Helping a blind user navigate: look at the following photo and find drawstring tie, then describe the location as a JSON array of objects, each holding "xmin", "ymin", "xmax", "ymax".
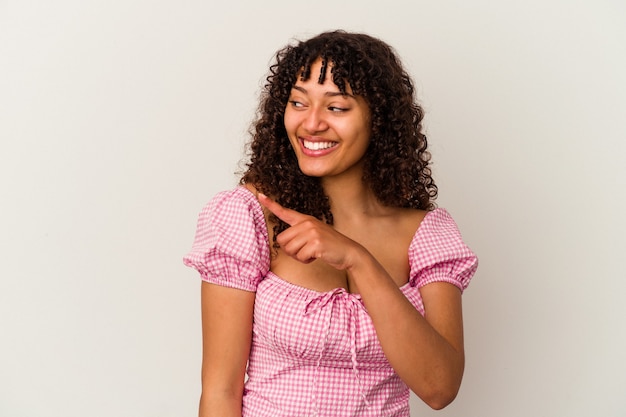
[{"xmin": 304, "ymin": 288, "xmax": 370, "ymax": 416}]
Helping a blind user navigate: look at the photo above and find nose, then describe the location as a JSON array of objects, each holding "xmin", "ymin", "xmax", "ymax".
[{"xmin": 302, "ymin": 106, "xmax": 328, "ymax": 133}]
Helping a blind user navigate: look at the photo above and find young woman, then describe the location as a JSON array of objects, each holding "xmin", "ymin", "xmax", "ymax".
[{"xmin": 184, "ymin": 30, "xmax": 478, "ymax": 417}]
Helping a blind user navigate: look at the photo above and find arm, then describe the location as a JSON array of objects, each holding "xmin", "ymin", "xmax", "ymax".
[
  {"xmin": 258, "ymin": 193, "xmax": 466, "ymax": 410},
  {"xmin": 347, "ymin": 252, "xmax": 465, "ymax": 409},
  {"xmin": 198, "ymin": 281, "xmax": 255, "ymax": 417}
]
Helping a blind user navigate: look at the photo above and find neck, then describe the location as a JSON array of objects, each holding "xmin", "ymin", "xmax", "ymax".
[{"xmin": 321, "ymin": 172, "xmax": 385, "ymax": 222}]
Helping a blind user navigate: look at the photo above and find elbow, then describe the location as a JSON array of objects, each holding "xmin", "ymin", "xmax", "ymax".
[
  {"xmin": 404, "ymin": 348, "xmax": 465, "ymax": 409},
  {"xmin": 423, "ymin": 389, "xmax": 459, "ymax": 410},
  {"xmin": 414, "ymin": 374, "xmax": 463, "ymax": 410}
]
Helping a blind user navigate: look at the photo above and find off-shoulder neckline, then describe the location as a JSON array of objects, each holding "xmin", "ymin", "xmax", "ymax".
[{"xmin": 231, "ymin": 185, "xmax": 446, "ymax": 296}]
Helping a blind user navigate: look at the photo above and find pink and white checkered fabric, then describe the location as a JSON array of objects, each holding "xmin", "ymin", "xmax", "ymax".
[{"xmin": 184, "ymin": 187, "xmax": 478, "ymax": 417}]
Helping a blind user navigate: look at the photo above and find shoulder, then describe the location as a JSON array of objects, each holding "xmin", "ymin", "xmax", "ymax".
[
  {"xmin": 414, "ymin": 208, "xmax": 465, "ymax": 243},
  {"xmin": 184, "ymin": 186, "xmax": 271, "ymax": 291},
  {"xmin": 193, "ymin": 185, "xmax": 269, "ymax": 250},
  {"xmin": 408, "ymin": 208, "xmax": 478, "ymax": 290},
  {"xmin": 204, "ymin": 185, "xmax": 261, "ymax": 214}
]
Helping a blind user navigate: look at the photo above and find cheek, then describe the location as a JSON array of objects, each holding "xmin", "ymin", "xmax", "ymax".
[
  {"xmin": 282, "ymin": 113, "xmax": 299, "ymax": 150},
  {"xmin": 350, "ymin": 124, "xmax": 371, "ymax": 150},
  {"xmin": 283, "ymin": 108, "xmax": 296, "ymax": 133}
]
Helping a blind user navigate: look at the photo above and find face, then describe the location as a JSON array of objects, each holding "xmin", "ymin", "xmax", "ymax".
[{"xmin": 284, "ymin": 58, "xmax": 371, "ymax": 180}]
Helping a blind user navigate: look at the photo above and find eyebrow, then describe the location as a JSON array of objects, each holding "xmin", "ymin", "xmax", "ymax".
[{"xmin": 291, "ymin": 85, "xmax": 355, "ymax": 98}]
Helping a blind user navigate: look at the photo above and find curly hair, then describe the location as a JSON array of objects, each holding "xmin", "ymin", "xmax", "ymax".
[{"xmin": 241, "ymin": 30, "xmax": 437, "ymax": 244}]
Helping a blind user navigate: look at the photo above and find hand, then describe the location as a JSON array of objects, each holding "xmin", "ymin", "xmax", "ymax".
[{"xmin": 258, "ymin": 193, "xmax": 365, "ymax": 270}]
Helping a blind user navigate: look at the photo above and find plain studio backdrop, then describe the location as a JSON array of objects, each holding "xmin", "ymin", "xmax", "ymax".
[{"xmin": 1, "ymin": 1, "xmax": 625, "ymax": 416}]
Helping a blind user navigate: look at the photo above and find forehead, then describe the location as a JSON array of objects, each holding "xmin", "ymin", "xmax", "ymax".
[{"xmin": 295, "ymin": 58, "xmax": 353, "ymax": 94}]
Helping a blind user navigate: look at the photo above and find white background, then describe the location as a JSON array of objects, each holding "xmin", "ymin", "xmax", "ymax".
[{"xmin": 1, "ymin": 1, "xmax": 625, "ymax": 416}]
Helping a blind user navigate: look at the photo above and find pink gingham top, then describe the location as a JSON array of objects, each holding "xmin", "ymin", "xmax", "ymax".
[{"xmin": 184, "ymin": 187, "xmax": 478, "ymax": 417}]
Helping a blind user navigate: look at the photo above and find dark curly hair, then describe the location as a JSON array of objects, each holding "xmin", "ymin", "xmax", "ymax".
[{"xmin": 241, "ymin": 30, "xmax": 437, "ymax": 243}]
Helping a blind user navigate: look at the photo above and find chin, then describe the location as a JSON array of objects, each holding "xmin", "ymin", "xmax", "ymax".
[
  {"xmin": 299, "ymin": 170, "xmax": 325, "ymax": 178},
  {"xmin": 297, "ymin": 164, "xmax": 328, "ymax": 178}
]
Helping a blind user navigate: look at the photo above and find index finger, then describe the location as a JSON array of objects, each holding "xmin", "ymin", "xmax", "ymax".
[{"xmin": 257, "ymin": 193, "xmax": 306, "ymax": 226}]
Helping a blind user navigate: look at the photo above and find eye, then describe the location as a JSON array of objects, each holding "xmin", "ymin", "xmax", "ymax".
[
  {"xmin": 289, "ymin": 100, "xmax": 305, "ymax": 108},
  {"xmin": 329, "ymin": 106, "xmax": 348, "ymax": 112}
]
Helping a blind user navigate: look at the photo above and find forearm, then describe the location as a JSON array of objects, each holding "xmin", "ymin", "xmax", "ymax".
[
  {"xmin": 198, "ymin": 366, "xmax": 245, "ymax": 417},
  {"xmin": 199, "ymin": 390, "xmax": 243, "ymax": 417},
  {"xmin": 348, "ymin": 250, "xmax": 465, "ymax": 409}
]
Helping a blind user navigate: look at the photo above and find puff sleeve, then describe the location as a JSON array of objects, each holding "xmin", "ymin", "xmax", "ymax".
[
  {"xmin": 183, "ymin": 187, "xmax": 270, "ymax": 292},
  {"xmin": 408, "ymin": 208, "xmax": 478, "ymax": 292}
]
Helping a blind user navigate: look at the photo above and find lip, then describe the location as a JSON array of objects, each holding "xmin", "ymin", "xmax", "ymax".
[{"xmin": 298, "ymin": 137, "xmax": 338, "ymax": 157}]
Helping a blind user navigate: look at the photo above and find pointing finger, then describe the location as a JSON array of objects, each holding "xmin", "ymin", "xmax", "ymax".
[{"xmin": 258, "ymin": 193, "xmax": 306, "ymax": 226}]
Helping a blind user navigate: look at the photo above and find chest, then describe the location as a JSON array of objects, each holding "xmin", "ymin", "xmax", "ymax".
[
  {"xmin": 269, "ymin": 225, "xmax": 415, "ymax": 293},
  {"xmin": 251, "ymin": 273, "xmax": 425, "ymax": 366}
]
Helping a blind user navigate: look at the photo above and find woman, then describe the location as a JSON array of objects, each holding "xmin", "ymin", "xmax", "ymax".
[{"xmin": 184, "ymin": 30, "xmax": 478, "ymax": 417}]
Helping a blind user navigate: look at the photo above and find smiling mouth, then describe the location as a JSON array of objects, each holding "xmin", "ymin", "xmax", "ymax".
[{"xmin": 302, "ymin": 139, "xmax": 337, "ymax": 151}]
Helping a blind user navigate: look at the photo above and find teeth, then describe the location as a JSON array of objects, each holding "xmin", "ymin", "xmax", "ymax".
[{"xmin": 303, "ymin": 140, "xmax": 335, "ymax": 151}]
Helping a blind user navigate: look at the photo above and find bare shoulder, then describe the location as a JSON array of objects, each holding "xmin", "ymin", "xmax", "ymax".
[{"xmin": 392, "ymin": 206, "xmax": 429, "ymax": 234}]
